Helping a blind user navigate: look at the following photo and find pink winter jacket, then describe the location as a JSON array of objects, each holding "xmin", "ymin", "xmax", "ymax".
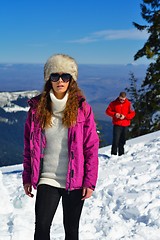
[{"xmin": 22, "ymin": 95, "xmax": 99, "ymax": 191}]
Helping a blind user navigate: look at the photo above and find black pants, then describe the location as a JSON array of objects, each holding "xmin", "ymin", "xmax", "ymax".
[
  {"xmin": 111, "ymin": 125, "xmax": 128, "ymax": 156},
  {"xmin": 34, "ymin": 184, "xmax": 84, "ymax": 240}
]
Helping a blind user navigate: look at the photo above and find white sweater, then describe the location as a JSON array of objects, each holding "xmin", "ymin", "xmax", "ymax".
[{"xmin": 38, "ymin": 91, "xmax": 68, "ymax": 188}]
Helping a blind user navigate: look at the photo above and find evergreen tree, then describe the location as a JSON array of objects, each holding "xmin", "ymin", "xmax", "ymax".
[
  {"xmin": 133, "ymin": 0, "xmax": 160, "ymax": 60},
  {"xmin": 133, "ymin": 0, "xmax": 160, "ymax": 133},
  {"xmin": 125, "ymin": 72, "xmax": 142, "ymax": 137}
]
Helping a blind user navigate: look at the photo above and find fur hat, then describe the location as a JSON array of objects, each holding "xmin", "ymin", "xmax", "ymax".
[{"xmin": 44, "ymin": 54, "xmax": 78, "ymax": 81}]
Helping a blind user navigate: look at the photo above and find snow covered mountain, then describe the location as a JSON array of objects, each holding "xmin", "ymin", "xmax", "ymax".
[
  {"xmin": 0, "ymin": 91, "xmax": 39, "ymax": 113},
  {"xmin": 0, "ymin": 91, "xmax": 39, "ymax": 166},
  {"xmin": 0, "ymin": 130, "xmax": 160, "ymax": 240}
]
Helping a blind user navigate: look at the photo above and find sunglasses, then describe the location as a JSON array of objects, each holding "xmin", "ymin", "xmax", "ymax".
[
  {"xmin": 50, "ymin": 73, "xmax": 72, "ymax": 83},
  {"xmin": 119, "ymin": 97, "xmax": 126, "ymax": 102}
]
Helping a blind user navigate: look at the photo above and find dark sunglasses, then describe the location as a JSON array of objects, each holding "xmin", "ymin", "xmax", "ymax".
[
  {"xmin": 50, "ymin": 73, "xmax": 72, "ymax": 83},
  {"xmin": 119, "ymin": 97, "xmax": 126, "ymax": 102}
]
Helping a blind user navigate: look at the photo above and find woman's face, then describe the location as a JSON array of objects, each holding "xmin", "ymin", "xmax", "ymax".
[{"xmin": 50, "ymin": 73, "xmax": 71, "ymax": 99}]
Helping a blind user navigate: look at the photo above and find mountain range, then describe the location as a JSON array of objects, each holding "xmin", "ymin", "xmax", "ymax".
[{"xmin": 0, "ymin": 63, "xmax": 147, "ymax": 166}]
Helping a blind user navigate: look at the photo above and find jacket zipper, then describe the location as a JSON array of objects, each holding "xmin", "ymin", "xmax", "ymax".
[{"xmin": 68, "ymin": 150, "xmax": 74, "ymax": 193}]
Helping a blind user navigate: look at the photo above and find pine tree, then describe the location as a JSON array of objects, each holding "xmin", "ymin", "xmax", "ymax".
[
  {"xmin": 125, "ymin": 72, "xmax": 143, "ymax": 137},
  {"xmin": 133, "ymin": 0, "xmax": 160, "ymax": 133},
  {"xmin": 133, "ymin": 0, "xmax": 160, "ymax": 61}
]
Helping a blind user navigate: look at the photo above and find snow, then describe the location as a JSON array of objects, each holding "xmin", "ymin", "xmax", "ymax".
[
  {"xmin": 0, "ymin": 91, "xmax": 39, "ymax": 112},
  {"xmin": 0, "ymin": 130, "xmax": 160, "ymax": 240}
]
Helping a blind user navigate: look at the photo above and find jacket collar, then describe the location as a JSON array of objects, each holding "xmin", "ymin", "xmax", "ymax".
[{"xmin": 28, "ymin": 94, "xmax": 41, "ymax": 108}]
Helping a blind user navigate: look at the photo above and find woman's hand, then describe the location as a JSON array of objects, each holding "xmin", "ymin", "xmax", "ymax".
[
  {"xmin": 24, "ymin": 183, "xmax": 34, "ymax": 198},
  {"xmin": 81, "ymin": 187, "xmax": 93, "ymax": 200}
]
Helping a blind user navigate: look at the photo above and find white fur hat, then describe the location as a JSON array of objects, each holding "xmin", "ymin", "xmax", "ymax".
[{"xmin": 44, "ymin": 54, "xmax": 78, "ymax": 81}]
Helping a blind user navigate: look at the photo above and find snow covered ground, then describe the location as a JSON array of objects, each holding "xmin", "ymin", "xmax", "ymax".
[{"xmin": 0, "ymin": 131, "xmax": 160, "ymax": 240}]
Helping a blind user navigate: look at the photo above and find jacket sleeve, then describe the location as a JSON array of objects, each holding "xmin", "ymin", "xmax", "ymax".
[
  {"xmin": 22, "ymin": 109, "xmax": 32, "ymax": 185},
  {"xmin": 83, "ymin": 104, "xmax": 99, "ymax": 190},
  {"xmin": 125, "ymin": 103, "xmax": 136, "ymax": 120},
  {"xmin": 106, "ymin": 102, "xmax": 115, "ymax": 118}
]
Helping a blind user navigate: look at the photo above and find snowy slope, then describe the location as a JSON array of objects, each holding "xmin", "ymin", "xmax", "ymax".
[{"xmin": 0, "ymin": 131, "xmax": 160, "ymax": 240}]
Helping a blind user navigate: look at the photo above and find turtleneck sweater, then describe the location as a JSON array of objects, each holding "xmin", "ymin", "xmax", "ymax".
[{"xmin": 38, "ymin": 90, "xmax": 68, "ymax": 188}]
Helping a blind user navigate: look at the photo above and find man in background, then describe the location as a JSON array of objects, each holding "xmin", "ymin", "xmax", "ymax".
[{"xmin": 106, "ymin": 92, "xmax": 135, "ymax": 156}]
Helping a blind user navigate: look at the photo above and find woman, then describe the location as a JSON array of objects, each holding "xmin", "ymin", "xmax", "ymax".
[{"xmin": 22, "ymin": 54, "xmax": 99, "ymax": 240}]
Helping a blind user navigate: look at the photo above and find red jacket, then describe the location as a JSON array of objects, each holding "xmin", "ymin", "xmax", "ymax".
[{"xmin": 106, "ymin": 98, "xmax": 135, "ymax": 127}]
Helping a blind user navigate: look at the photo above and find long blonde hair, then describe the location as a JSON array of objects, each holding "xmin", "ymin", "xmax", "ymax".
[{"xmin": 36, "ymin": 78, "xmax": 85, "ymax": 128}]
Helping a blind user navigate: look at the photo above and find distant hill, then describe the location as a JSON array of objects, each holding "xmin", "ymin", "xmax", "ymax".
[
  {"xmin": 0, "ymin": 63, "xmax": 147, "ymax": 93},
  {"xmin": 0, "ymin": 63, "xmax": 147, "ymax": 120}
]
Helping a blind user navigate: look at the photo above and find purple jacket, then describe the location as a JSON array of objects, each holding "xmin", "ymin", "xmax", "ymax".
[{"xmin": 22, "ymin": 95, "xmax": 99, "ymax": 191}]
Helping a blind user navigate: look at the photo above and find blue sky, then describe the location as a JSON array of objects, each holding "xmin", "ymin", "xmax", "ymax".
[{"xmin": 0, "ymin": 0, "xmax": 149, "ymax": 65}]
